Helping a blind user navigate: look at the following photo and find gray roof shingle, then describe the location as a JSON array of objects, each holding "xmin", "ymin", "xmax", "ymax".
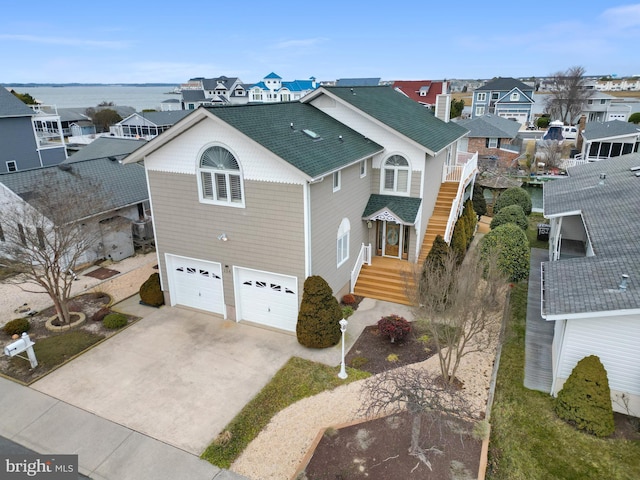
[
  {"xmin": 362, "ymin": 194, "xmax": 422, "ymax": 224},
  {"xmin": 0, "ymin": 87, "xmax": 35, "ymax": 118},
  {"xmin": 67, "ymin": 137, "xmax": 147, "ymax": 163},
  {"xmin": 476, "ymin": 77, "xmax": 533, "ymax": 92},
  {"xmin": 542, "ymin": 153, "xmax": 640, "ymax": 317},
  {"xmin": 457, "ymin": 114, "xmax": 521, "ymax": 139},
  {"xmin": 582, "ymin": 120, "xmax": 640, "ymax": 141}
]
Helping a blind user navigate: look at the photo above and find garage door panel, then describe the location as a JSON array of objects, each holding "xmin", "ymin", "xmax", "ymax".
[
  {"xmin": 167, "ymin": 255, "xmax": 224, "ymax": 315},
  {"xmin": 236, "ymin": 268, "xmax": 298, "ymax": 332}
]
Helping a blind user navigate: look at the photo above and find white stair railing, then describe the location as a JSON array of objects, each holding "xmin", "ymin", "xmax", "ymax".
[
  {"xmin": 443, "ymin": 152, "xmax": 478, "ymax": 243},
  {"xmin": 350, "ymin": 243, "xmax": 372, "ymax": 293}
]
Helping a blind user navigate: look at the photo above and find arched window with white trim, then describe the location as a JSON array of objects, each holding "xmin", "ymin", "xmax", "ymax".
[
  {"xmin": 383, "ymin": 155, "xmax": 410, "ymax": 194},
  {"xmin": 198, "ymin": 146, "xmax": 244, "ymax": 207},
  {"xmin": 337, "ymin": 218, "xmax": 350, "ymax": 267}
]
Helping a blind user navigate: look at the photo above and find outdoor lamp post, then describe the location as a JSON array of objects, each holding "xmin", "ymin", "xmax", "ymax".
[{"xmin": 338, "ymin": 318, "xmax": 348, "ymax": 379}]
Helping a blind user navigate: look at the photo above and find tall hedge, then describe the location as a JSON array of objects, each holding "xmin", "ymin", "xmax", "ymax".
[
  {"xmin": 490, "ymin": 204, "xmax": 528, "ymax": 231},
  {"xmin": 479, "ymin": 223, "xmax": 530, "ymax": 281},
  {"xmin": 494, "ymin": 187, "xmax": 532, "ymax": 216},
  {"xmin": 463, "ymin": 199, "xmax": 477, "ymax": 244},
  {"xmin": 472, "ymin": 183, "xmax": 487, "ymax": 218},
  {"xmin": 450, "ymin": 215, "xmax": 468, "ymax": 263},
  {"xmin": 296, "ymin": 276, "xmax": 342, "ymax": 348},
  {"xmin": 555, "ymin": 355, "xmax": 615, "ymax": 437}
]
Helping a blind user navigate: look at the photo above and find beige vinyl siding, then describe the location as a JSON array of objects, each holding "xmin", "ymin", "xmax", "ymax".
[
  {"xmin": 417, "ymin": 150, "xmax": 447, "ymax": 250},
  {"xmin": 310, "ymin": 159, "xmax": 372, "ymax": 295},
  {"xmin": 149, "ymin": 171, "xmax": 306, "ymax": 309}
]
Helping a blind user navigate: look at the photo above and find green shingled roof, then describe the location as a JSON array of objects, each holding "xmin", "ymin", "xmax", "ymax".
[
  {"xmin": 362, "ymin": 194, "xmax": 422, "ymax": 224},
  {"xmin": 205, "ymin": 102, "xmax": 384, "ymax": 178},
  {"xmin": 317, "ymin": 86, "xmax": 468, "ymax": 153}
]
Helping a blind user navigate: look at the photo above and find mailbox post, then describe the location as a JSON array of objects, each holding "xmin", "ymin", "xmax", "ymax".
[{"xmin": 4, "ymin": 332, "xmax": 38, "ymax": 368}]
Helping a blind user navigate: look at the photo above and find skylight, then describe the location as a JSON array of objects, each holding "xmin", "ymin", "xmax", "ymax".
[{"xmin": 302, "ymin": 129, "xmax": 321, "ymax": 140}]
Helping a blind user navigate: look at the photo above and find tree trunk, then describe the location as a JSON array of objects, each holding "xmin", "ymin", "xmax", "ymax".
[
  {"xmin": 52, "ymin": 295, "xmax": 71, "ymax": 324},
  {"xmin": 409, "ymin": 412, "xmax": 422, "ymax": 455}
]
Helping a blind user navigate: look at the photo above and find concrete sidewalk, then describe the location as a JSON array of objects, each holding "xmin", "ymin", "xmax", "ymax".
[{"xmin": 0, "ymin": 376, "xmax": 248, "ymax": 480}]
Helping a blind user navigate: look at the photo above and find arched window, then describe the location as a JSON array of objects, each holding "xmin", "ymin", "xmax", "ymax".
[
  {"xmin": 198, "ymin": 146, "xmax": 244, "ymax": 206},
  {"xmin": 337, "ymin": 218, "xmax": 350, "ymax": 267},
  {"xmin": 383, "ymin": 155, "xmax": 410, "ymax": 194}
]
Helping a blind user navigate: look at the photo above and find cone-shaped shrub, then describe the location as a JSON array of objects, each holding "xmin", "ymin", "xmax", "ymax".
[
  {"xmin": 424, "ymin": 235, "xmax": 450, "ymax": 273},
  {"xmin": 555, "ymin": 355, "xmax": 615, "ymax": 437},
  {"xmin": 463, "ymin": 199, "xmax": 477, "ymax": 245},
  {"xmin": 490, "ymin": 204, "xmax": 528, "ymax": 231},
  {"xmin": 139, "ymin": 272, "xmax": 164, "ymax": 307},
  {"xmin": 296, "ymin": 276, "xmax": 342, "ymax": 348},
  {"xmin": 472, "ymin": 183, "xmax": 487, "ymax": 218},
  {"xmin": 451, "ymin": 216, "xmax": 468, "ymax": 263}
]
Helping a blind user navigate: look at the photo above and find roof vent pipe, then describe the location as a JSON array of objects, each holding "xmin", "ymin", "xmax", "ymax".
[
  {"xmin": 599, "ymin": 173, "xmax": 606, "ymax": 185},
  {"xmin": 619, "ymin": 274, "xmax": 629, "ymax": 291}
]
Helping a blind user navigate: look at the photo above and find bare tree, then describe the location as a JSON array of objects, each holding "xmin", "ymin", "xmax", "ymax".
[
  {"xmin": 544, "ymin": 66, "xmax": 595, "ymax": 125},
  {"xmin": 359, "ymin": 367, "xmax": 478, "ymax": 470},
  {"xmin": 0, "ymin": 170, "xmax": 108, "ymax": 324},
  {"xmin": 413, "ymin": 248, "xmax": 506, "ymax": 385},
  {"xmin": 536, "ymin": 140, "xmax": 564, "ymax": 170}
]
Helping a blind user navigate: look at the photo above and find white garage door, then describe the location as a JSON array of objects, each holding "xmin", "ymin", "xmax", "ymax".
[
  {"xmin": 235, "ymin": 267, "xmax": 298, "ymax": 332},
  {"xmin": 166, "ymin": 254, "xmax": 224, "ymax": 315}
]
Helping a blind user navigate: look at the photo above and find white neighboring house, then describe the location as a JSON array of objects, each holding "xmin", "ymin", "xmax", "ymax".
[
  {"xmin": 579, "ymin": 120, "xmax": 640, "ymax": 161},
  {"xmin": 540, "ymin": 154, "xmax": 640, "ymax": 415}
]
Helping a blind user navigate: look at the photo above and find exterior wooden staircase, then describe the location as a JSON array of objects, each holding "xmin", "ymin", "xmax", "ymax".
[
  {"xmin": 417, "ymin": 181, "xmax": 459, "ymax": 266},
  {"xmin": 353, "ymin": 257, "xmax": 415, "ymax": 306}
]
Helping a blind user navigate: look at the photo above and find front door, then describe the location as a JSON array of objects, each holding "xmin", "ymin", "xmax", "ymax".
[{"xmin": 384, "ymin": 222, "xmax": 401, "ymax": 257}]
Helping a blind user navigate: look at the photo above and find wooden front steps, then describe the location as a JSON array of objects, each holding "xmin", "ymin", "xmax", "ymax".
[
  {"xmin": 353, "ymin": 256, "xmax": 416, "ymax": 306},
  {"xmin": 417, "ymin": 181, "xmax": 459, "ymax": 266}
]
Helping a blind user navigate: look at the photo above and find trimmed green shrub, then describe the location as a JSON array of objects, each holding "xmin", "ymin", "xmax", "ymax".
[
  {"xmin": 377, "ymin": 314, "xmax": 411, "ymax": 343},
  {"xmin": 494, "ymin": 187, "xmax": 532, "ymax": 216},
  {"xmin": 3, "ymin": 317, "xmax": 30, "ymax": 336},
  {"xmin": 536, "ymin": 116, "xmax": 550, "ymax": 129},
  {"xmin": 490, "ymin": 204, "xmax": 528, "ymax": 231},
  {"xmin": 424, "ymin": 235, "xmax": 450, "ymax": 273},
  {"xmin": 102, "ymin": 313, "xmax": 128, "ymax": 330},
  {"xmin": 451, "ymin": 215, "xmax": 468, "ymax": 262},
  {"xmin": 479, "ymin": 223, "xmax": 530, "ymax": 281},
  {"xmin": 555, "ymin": 355, "xmax": 615, "ymax": 437},
  {"xmin": 472, "ymin": 183, "xmax": 487, "ymax": 218},
  {"xmin": 296, "ymin": 276, "xmax": 342, "ymax": 348},
  {"xmin": 629, "ymin": 112, "xmax": 640, "ymax": 124},
  {"xmin": 139, "ymin": 272, "xmax": 164, "ymax": 307}
]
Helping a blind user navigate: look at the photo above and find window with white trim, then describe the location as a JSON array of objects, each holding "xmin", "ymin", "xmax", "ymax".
[
  {"xmin": 337, "ymin": 218, "xmax": 350, "ymax": 267},
  {"xmin": 476, "ymin": 92, "xmax": 486, "ymax": 102},
  {"xmin": 333, "ymin": 171, "xmax": 341, "ymax": 192},
  {"xmin": 198, "ymin": 146, "xmax": 244, "ymax": 207},
  {"xmin": 6, "ymin": 161, "xmax": 17, "ymax": 172},
  {"xmin": 488, "ymin": 138, "xmax": 498, "ymax": 148},
  {"xmin": 383, "ymin": 155, "xmax": 410, "ymax": 193},
  {"xmin": 359, "ymin": 160, "xmax": 367, "ymax": 178},
  {"xmin": 475, "ymin": 106, "xmax": 485, "ymax": 116},
  {"xmin": 510, "ymin": 92, "xmax": 520, "ymax": 101}
]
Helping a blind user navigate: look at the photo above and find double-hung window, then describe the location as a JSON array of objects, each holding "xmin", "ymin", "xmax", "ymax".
[
  {"xmin": 198, "ymin": 146, "xmax": 244, "ymax": 207},
  {"xmin": 383, "ymin": 155, "xmax": 410, "ymax": 194},
  {"xmin": 337, "ymin": 218, "xmax": 350, "ymax": 267},
  {"xmin": 476, "ymin": 92, "xmax": 486, "ymax": 102}
]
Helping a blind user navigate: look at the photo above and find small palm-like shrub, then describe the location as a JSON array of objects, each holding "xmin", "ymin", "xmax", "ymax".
[
  {"xmin": 555, "ymin": 355, "xmax": 615, "ymax": 437},
  {"xmin": 494, "ymin": 187, "xmax": 532, "ymax": 216},
  {"xmin": 139, "ymin": 272, "xmax": 164, "ymax": 307},
  {"xmin": 377, "ymin": 315, "xmax": 411, "ymax": 343},
  {"xmin": 296, "ymin": 276, "xmax": 342, "ymax": 348},
  {"xmin": 490, "ymin": 204, "xmax": 528, "ymax": 231},
  {"xmin": 3, "ymin": 318, "xmax": 30, "ymax": 336},
  {"xmin": 102, "ymin": 313, "xmax": 128, "ymax": 330},
  {"xmin": 480, "ymin": 223, "xmax": 530, "ymax": 282}
]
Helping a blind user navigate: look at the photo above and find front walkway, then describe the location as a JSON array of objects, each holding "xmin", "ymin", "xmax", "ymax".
[{"xmin": 523, "ymin": 248, "xmax": 554, "ymax": 393}]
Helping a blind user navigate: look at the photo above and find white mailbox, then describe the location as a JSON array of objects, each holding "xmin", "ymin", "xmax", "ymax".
[{"xmin": 3, "ymin": 332, "xmax": 37, "ymax": 368}]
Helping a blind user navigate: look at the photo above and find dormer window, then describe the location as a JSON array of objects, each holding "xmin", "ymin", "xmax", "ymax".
[
  {"xmin": 510, "ymin": 92, "xmax": 520, "ymax": 101},
  {"xmin": 198, "ymin": 146, "xmax": 244, "ymax": 207}
]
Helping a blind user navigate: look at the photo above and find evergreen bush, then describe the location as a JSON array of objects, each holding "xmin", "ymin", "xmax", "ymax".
[
  {"xmin": 628, "ymin": 112, "xmax": 640, "ymax": 124},
  {"xmin": 377, "ymin": 315, "xmax": 411, "ymax": 343},
  {"xmin": 472, "ymin": 183, "xmax": 487, "ymax": 218},
  {"xmin": 139, "ymin": 272, "xmax": 164, "ymax": 307},
  {"xmin": 451, "ymin": 216, "xmax": 468, "ymax": 262},
  {"xmin": 424, "ymin": 235, "xmax": 450, "ymax": 273},
  {"xmin": 463, "ymin": 199, "xmax": 477, "ymax": 244},
  {"xmin": 490, "ymin": 204, "xmax": 528, "ymax": 231},
  {"xmin": 296, "ymin": 276, "xmax": 342, "ymax": 348},
  {"xmin": 555, "ymin": 355, "xmax": 615, "ymax": 437},
  {"xmin": 494, "ymin": 187, "xmax": 532, "ymax": 216},
  {"xmin": 536, "ymin": 116, "xmax": 550, "ymax": 129},
  {"xmin": 102, "ymin": 313, "xmax": 128, "ymax": 330},
  {"xmin": 3, "ymin": 318, "xmax": 30, "ymax": 336},
  {"xmin": 479, "ymin": 223, "xmax": 530, "ymax": 281}
]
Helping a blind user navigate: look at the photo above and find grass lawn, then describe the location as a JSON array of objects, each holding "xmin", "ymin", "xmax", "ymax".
[
  {"xmin": 33, "ymin": 331, "xmax": 105, "ymax": 367},
  {"xmin": 527, "ymin": 212, "xmax": 549, "ymax": 250},
  {"xmin": 487, "ymin": 281, "xmax": 640, "ymax": 479},
  {"xmin": 201, "ymin": 356, "xmax": 369, "ymax": 469}
]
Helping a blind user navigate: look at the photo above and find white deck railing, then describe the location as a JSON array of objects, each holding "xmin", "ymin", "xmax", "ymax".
[
  {"xmin": 350, "ymin": 243, "xmax": 372, "ymax": 293},
  {"xmin": 443, "ymin": 152, "xmax": 478, "ymax": 243}
]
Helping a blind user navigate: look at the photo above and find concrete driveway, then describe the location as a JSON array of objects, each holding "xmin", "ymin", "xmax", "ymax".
[{"xmin": 29, "ymin": 296, "xmax": 413, "ymax": 456}]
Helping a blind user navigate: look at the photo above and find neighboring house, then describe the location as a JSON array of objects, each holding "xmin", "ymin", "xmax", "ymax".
[
  {"xmin": 248, "ymin": 72, "xmax": 318, "ymax": 103},
  {"xmin": 532, "ymin": 92, "xmax": 631, "ymax": 125},
  {"xmin": 579, "ymin": 120, "xmax": 640, "ymax": 161},
  {"xmin": 160, "ymin": 98, "xmax": 182, "ymax": 111},
  {"xmin": 335, "ymin": 78, "xmax": 381, "ymax": 87},
  {"xmin": 534, "ymin": 154, "xmax": 640, "ymax": 415},
  {"xmin": 456, "ymin": 114, "xmax": 522, "ymax": 166},
  {"xmin": 0, "ymin": 155, "xmax": 151, "ymax": 265},
  {"xmin": 66, "ymin": 136, "xmax": 147, "ymax": 163},
  {"xmin": 471, "ymin": 77, "xmax": 535, "ymax": 125},
  {"xmin": 0, "ymin": 87, "xmax": 67, "ymax": 173},
  {"xmin": 109, "ymin": 111, "xmax": 191, "ymax": 140},
  {"xmin": 57, "ymin": 108, "xmax": 95, "ymax": 137},
  {"xmin": 123, "ymin": 86, "xmax": 476, "ymax": 333},
  {"xmin": 392, "ymin": 80, "xmax": 449, "ymax": 108}
]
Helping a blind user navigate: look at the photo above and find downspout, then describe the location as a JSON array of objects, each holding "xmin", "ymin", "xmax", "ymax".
[{"xmin": 304, "ymin": 181, "xmax": 312, "ymax": 278}]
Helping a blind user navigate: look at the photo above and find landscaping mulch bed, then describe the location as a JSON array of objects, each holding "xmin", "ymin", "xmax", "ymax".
[
  {"xmin": 84, "ymin": 267, "xmax": 120, "ymax": 280},
  {"xmin": 0, "ymin": 292, "xmax": 139, "ymax": 384}
]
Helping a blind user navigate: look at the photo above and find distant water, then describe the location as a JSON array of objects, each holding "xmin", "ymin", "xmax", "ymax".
[{"xmin": 5, "ymin": 85, "xmax": 180, "ymax": 112}]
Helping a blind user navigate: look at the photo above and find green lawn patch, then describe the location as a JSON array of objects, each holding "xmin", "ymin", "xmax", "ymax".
[
  {"xmin": 487, "ymin": 283, "xmax": 640, "ymax": 480},
  {"xmin": 33, "ymin": 331, "xmax": 105, "ymax": 367},
  {"xmin": 201, "ymin": 356, "xmax": 370, "ymax": 469},
  {"xmin": 527, "ymin": 212, "xmax": 549, "ymax": 250}
]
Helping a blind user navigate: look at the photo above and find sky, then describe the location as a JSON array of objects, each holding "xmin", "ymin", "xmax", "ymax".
[{"xmin": 1, "ymin": 1, "xmax": 639, "ymax": 84}]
